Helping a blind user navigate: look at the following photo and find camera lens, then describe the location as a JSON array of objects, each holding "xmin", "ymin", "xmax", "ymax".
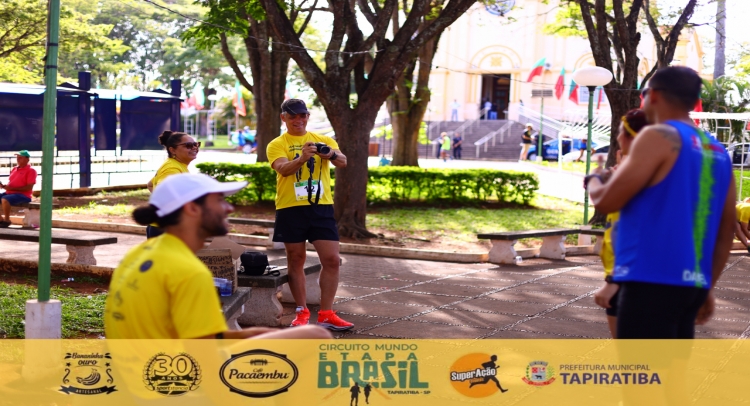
[{"xmin": 320, "ymin": 145, "xmax": 331, "ymax": 154}]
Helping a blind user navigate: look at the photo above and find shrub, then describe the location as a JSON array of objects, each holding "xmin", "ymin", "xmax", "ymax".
[{"xmin": 196, "ymin": 163, "xmax": 538, "ymax": 205}]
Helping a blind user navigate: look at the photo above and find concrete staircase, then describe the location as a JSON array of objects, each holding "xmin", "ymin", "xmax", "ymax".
[{"xmin": 373, "ymin": 120, "xmax": 525, "ymax": 161}]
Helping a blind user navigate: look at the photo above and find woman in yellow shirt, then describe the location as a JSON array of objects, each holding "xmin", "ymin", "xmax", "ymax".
[
  {"xmin": 734, "ymin": 198, "xmax": 750, "ymax": 251},
  {"xmin": 145, "ymin": 130, "xmax": 200, "ymax": 238},
  {"xmin": 591, "ymin": 109, "xmax": 648, "ymax": 338}
]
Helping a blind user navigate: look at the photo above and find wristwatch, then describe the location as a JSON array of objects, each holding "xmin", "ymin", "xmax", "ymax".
[
  {"xmin": 330, "ymin": 152, "xmax": 338, "ymax": 161},
  {"xmin": 583, "ymin": 174, "xmax": 603, "ymax": 190},
  {"xmin": 604, "ymin": 275, "xmax": 618, "ymax": 284}
]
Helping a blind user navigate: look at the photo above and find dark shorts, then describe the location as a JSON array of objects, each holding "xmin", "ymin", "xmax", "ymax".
[
  {"xmin": 605, "ymin": 287, "xmax": 620, "ymax": 317},
  {"xmin": 616, "ymin": 281, "xmax": 709, "ymax": 339},
  {"xmin": 0, "ymin": 193, "xmax": 31, "ymax": 206},
  {"xmin": 273, "ymin": 205, "xmax": 339, "ymax": 243}
]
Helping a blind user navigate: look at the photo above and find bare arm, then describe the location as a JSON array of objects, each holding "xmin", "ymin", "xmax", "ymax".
[
  {"xmin": 319, "ymin": 149, "xmax": 347, "ymax": 168},
  {"xmin": 588, "ymin": 124, "xmax": 681, "ymax": 213},
  {"xmin": 147, "ymin": 179, "xmax": 154, "ymax": 193},
  {"xmin": 3, "ymin": 183, "xmax": 34, "ymax": 192},
  {"xmin": 271, "ymin": 142, "xmax": 318, "ymax": 177}
]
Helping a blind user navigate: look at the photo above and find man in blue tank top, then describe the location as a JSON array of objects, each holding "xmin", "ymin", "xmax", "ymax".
[{"xmin": 586, "ymin": 67, "xmax": 736, "ymax": 339}]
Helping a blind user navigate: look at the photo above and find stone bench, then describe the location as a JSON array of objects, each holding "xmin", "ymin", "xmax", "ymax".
[
  {"xmin": 227, "ymin": 217, "xmax": 283, "ymax": 249},
  {"xmin": 236, "ymin": 257, "xmax": 322, "ymax": 327},
  {"xmin": 0, "ymin": 228, "xmax": 117, "ymax": 265},
  {"xmin": 478, "ymin": 228, "xmax": 604, "ymax": 264},
  {"xmin": 220, "ymin": 287, "xmax": 251, "ymax": 330},
  {"xmin": 15, "ymin": 202, "xmax": 60, "ymax": 228}
]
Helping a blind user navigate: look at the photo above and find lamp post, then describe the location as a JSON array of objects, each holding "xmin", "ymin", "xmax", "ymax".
[{"xmin": 571, "ymin": 67, "xmax": 613, "ymax": 224}]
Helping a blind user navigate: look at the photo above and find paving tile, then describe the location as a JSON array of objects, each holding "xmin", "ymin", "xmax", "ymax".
[
  {"xmin": 333, "ymin": 299, "xmax": 432, "ymax": 318},
  {"xmin": 433, "ymin": 276, "xmax": 523, "ymax": 289},
  {"xmin": 371, "ymin": 291, "xmax": 466, "ymax": 307},
  {"xmin": 398, "ymin": 281, "xmax": 495, "ymax": 297},
  {"xmin": 335, "ymin": 285, "xmax": 383, "ymax": 298},
  {"xmin": 365, "ymin": 320, "xmax": 490, "ymax": 339},
  {"xmin": 483, "ymin": 329, "xmax": 549, "ymax": 339},
  {"xmin": 485, "ymin": 290, "xmax": 580, "ymax": 305},
  {"xmin": 444, "ymin": 298, "xmax": 554, "ymax": 317},
  {"xmin": 545, "ymin": 306, "xmax": 610, "ymax": 323},
  {"xmin": 408, "ymin": 309, "xmax": 522, "ymax": 329},
  {"xmin": 509, "ymin": 317, "xmax": 610, "ymax": 338}
]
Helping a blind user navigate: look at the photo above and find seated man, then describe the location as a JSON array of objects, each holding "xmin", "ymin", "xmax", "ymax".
[
  {"xmin": 104, "ymin": 173, "xmax": 331, "ymax": 340},
  {"xmin": 0, "ymin": 150, "xmax": 37, "ymax": 228}
]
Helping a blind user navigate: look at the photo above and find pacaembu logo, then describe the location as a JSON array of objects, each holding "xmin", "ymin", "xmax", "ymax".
[{"xmin": 219, "ymin": 349, "xmax": 299, "ymax": 398}]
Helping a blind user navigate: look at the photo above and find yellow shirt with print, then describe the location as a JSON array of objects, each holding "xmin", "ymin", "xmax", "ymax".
[
  {"xmin": 267, "ymin": 131, "xmax": 338, "ymax": 210},
  {"xmin": 737, "ymin": 202, "xmax": 750, "ymax": 224},
  {"xmin": 104, "ymin": 233, "xmax": 228, "ymax": 339},
  {"xmin": 600, "ymin": 211, "xmax": 619, "ymax": 277},
  {"xmin": 152, "ymin": 157, "xmax": 189, "ymax": 188}
]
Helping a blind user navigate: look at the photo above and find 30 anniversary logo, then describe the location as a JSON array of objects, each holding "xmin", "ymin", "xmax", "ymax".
[
  {"xmin": 60, "ymin": 352, "xmax": 117, "ymax": 395},
  {"xmin": 143, "ymin": 353, "xmax": 202, "ymax": 396},
  {"xmin": 219, "ymin": 349, "xmax": 299, "ymax": 398}
]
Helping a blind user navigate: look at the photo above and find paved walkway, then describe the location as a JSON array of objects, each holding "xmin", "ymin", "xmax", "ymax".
[{"xmin": 1, "ymin": 228, "xmax": 749, "ymax": 339}]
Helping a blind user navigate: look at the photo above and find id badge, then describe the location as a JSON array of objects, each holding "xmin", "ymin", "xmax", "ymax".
[{"xmin": 294, "ymin": 180, "xmax": 323, "ymax": 201}]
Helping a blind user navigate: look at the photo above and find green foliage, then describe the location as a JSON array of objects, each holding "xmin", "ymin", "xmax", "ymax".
[
  {"xmin": 701, "ymin": 77, "xmax": 750, "ymax": 143},
  {"xmin": 197, "ymin": 162, "xmax": 539, "ymax": 205},
  {"xmin": 543, "ymin": 3, "xmax": 588, "ymax": 37}
]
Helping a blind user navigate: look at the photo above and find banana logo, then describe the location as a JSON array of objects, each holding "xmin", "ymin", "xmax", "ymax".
[{"xmin": 76, "ymin": 369, "xmax": 101, "ymax": 386}]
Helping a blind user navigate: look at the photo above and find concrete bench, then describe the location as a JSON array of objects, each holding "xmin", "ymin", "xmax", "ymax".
[
  {"xmin": 0, "ymin": 228, "xmax": 117, "ymax": 265},
  {"xmin": 14, "ymin": 202, "xmax": 60, "ymax": 228},
  {"xmin": 478, "ymin": 228, "xmax": 604, "ymax": 264},
  {"xmin": 236, "ymin": 257, "xmax": 322, "ymax": 327},
  {"xmin": 220, "ymin": 287, "xmax": 251, "ymax": 330},
  {"xmin": 227, "ymin": 217, "xmax": 283, "ymax": 249}
]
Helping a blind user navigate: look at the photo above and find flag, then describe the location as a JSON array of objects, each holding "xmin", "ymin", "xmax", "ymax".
[
  {"xmin": 693, "ymin": 98, "xmax": 703, "ymax": 125},
  {"xmin": 554, "ymin": 68, "xmax": 566, "ymax": 100},
  {"xmin": 526, "ymin": 58, "xmax": 546, "ymax": 82},
  {"xmin": 193, "ymin": 82, "xmax": 205, "ymax": 107},
  {"xmin": 596, "ymin": 87, "xmax": 603, "ymax": 110},
  {"xmin": 568, "ymin": 79, "xmax": 579, "ymax": 103},
  {"xmin": 233, "ymin": 80, "xmax": 246, "ymax": 117}
]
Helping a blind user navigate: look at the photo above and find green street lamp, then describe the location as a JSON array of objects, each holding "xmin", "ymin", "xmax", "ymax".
[{"xmin": 571, "ymin": 66, "xmax": 613, "ymax": 224}]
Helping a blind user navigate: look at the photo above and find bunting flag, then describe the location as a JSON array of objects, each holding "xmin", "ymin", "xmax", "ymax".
[
  {"xmin": 693, "ymin": 98, "xmax": 703, "ymax": 125},
  {"xmin": 554, "ymin": 68, "xmax": 566, "ymax": 100},
  {"xmin": 596, "ymin": 87, "xmax": 603, "ymax": 110},
  {"xmin": 233, "ymin": 80, "xmax": 246, "ymax": 117},
  {"xmin": 526, "ymin": 58, "xmax": 546, "ymax": 82},
  {"xmin": 568, "ymin": 79, "xmax": 579, "ymax": 103}
]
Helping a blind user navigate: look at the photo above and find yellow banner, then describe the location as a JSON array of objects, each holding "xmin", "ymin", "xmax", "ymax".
[{"xmin": 0, "ymin": 339, "xmax": 747, "ymax": 405}]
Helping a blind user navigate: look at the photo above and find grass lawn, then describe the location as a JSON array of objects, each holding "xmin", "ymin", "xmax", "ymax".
[
  {"xmin": 528, "ymin": 161, "xmax": 590, "ymax": 174},
  {"xmin": 196, "ymin": 136, "xmax": 233, "ymax": 150},
  {"xmin": 0, "ymin": 281, "xmax": 105, "ymax": 338}
]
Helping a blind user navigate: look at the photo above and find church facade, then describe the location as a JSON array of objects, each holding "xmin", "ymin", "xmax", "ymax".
[{"xmin": 428, "ymin": 0, "xmax": 705, "ymax": 122}]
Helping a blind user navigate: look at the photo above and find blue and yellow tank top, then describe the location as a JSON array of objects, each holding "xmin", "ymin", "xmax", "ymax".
[{"xmin": 613, "ymin": 120, "xmax": 732, "ymax": 288}]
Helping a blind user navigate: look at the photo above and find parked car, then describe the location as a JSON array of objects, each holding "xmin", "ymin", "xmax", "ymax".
[
  {"xmin": 527, "ymin": 138, "xmax": 605, "ymax": 162},
  {"xmin": 562, "ymin": 143, "xmax": 609, "ymax": 162},
  {"xmin": 727, "ymin": 143, "xmax": 750, "ymax": 165}
]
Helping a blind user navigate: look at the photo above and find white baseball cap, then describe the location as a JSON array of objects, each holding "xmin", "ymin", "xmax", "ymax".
[{"xmin": 151, "ymin": 173, "xmax": 247, "ymax": 217}]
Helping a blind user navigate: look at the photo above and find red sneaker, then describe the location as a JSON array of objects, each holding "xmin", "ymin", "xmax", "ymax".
[
  {"xmin": 317, "ymin": 310, "xmax": 354, "ymax": 331},
  {"xmin": 290, "ymin": 307, "xmax": 310, "ymax": 327}
]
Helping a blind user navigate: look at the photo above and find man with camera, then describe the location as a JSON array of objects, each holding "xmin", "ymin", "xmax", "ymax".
[{"xmin": 267, "ymin": 99, "xmax": 352, "ymax": 330}]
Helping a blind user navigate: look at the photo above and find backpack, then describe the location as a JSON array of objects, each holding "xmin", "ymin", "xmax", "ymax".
[{"xmin": 239, "ymin": 251, "xmax": 269, "ymax": 276}]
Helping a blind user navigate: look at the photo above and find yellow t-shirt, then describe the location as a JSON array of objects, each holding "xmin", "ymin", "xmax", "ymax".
[
  {"xmin": 104, "ymin": 233, "xmax": 228, "ymax": 339},
  {"xmin": 152, "ymin": 157, "xmax": 189, "ymax": 189},
  {"xmin": 600, "ymin": 212, "xmax": 620, "ymax": 277},
  {"xmin": 267, "ymin": 132, "xmax": 339, "ymax": 209},
  {"xmin": 737, "ymin": 203, "xmax": 750, "ymax": 224}
]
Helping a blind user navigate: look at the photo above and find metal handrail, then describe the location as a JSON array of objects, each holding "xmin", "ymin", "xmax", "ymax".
[
  {"xmin": 428, "ymin": 107, "xmax": 489, "ymax": 157},
  {"xmin": 474, "ymin": 121, "xmax": 514, "ymax": 158}
]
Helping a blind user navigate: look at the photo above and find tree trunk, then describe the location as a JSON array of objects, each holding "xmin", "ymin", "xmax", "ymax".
[
  {"xmin": 331, "ymin": 110, "xmax": 379, "ymax": 239},
  {"xmin": 714, "ymin": 0, "xmax": 726, "ymax": 79},
  {"xmin": 390, "ymin": 35, "xmax": 439, "ymax": 166}
]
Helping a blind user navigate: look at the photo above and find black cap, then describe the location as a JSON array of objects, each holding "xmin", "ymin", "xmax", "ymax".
[{"xmin": 281, "ymin": 99, "xmax": 309, "ymax": 115}]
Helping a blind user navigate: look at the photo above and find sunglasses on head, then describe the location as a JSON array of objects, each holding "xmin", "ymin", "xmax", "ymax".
[{"xmin": 176, "ymin": 141, "xmax": 201, "ymax": 149}]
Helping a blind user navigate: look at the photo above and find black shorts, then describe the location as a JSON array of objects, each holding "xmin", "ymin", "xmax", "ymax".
[
  {"xmin": 605, "ymin": 286, "xmax": 620, "ymax": 317},
  {"xmin": 616, "ymin": 281, "xmax": 709, "ymax": 339},
  {"xmin": 273, "ymin": 205, "xmax": 339, "ymax": 243}
]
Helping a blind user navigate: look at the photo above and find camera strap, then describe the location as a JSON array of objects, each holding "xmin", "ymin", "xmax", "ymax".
[{"xmin": 306, "ymin": 157, "xmax": 323, "ymax": 205}]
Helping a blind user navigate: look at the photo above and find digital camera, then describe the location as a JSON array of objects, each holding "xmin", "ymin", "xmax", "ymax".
[{"xmin": 314, "ymin": 142, "xmax": 331, "ymax": 155}]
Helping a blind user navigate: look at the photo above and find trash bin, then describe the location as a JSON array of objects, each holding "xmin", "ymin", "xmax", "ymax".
[{"xmin": 368, "ymin": 143, "xmax": 380, "ymax": 157}]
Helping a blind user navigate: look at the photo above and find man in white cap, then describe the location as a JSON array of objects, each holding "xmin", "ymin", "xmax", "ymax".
[
  {"xmin": 520, "ymin": 124, "xmax": 533, "ymax": 161},
  {"xmin": 104, "ymin": 173, "xmax": 331, "ymax": 339},
  {"xmin": 0, "ymin": 150, "xmax": 37, "ymax": 228}
]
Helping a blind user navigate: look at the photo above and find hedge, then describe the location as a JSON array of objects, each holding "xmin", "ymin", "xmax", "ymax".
[{"xmin": 196, "ymin": 162, "xmax": 538, "ymax": 205}]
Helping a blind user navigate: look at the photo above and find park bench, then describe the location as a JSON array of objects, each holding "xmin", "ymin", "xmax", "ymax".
[
  {"xmin": 0, "ymin": 228, "xmax": 117, "ymax": 265},
  {"xmin": 220, "ymin": 287, "xmax": 251, "ymax": 330},
  {"xmin": 236, "ymin": 257, "xmax": 322, "ymax": 327},
  {"xmin": 227, "ymin": 217, "xmax": 283, "ymax": 249},
  {"xmin": 478, "ymin": 228, "xmax": 604, "ymax": 265},
  {"xmin": 15, "ymin": 202, "xmax": 60, "ymax": 228}
]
